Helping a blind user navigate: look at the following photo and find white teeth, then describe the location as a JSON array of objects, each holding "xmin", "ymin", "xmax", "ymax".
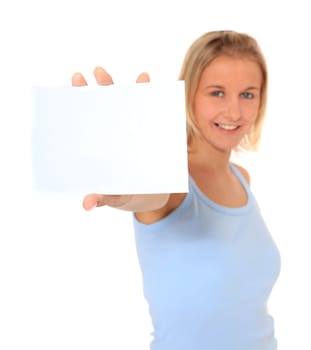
[{"xmin": 217, "ymin": 123, "xmax": 239, "ymax": 130}]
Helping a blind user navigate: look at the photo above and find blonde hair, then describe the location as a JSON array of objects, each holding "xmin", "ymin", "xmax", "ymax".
[{"xmin": 179, "ymin": 30, "xmax": 268, "ymax": 151}]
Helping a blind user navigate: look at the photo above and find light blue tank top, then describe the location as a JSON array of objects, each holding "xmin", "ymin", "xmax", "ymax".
[{"xmin": 133, "ymin": 164, "xmax": 281, "ymax": 350}]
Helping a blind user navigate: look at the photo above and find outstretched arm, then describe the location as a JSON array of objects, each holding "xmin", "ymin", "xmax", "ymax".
[{"xmin": 82, "ymin": 193, "xmax": 170, "ymax": 212}]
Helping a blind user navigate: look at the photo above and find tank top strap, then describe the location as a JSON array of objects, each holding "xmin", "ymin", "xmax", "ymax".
[{"xmin": 229, "ymin": 162, "xmax": 253, "ymax": 198}]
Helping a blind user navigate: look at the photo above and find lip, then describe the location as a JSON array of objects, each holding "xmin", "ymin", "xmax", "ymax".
[{"xmin": 214, "ymin": 123, "xmax": 241, "ymax": 133}]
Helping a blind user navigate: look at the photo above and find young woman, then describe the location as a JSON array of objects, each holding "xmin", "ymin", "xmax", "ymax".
[{"xmin": 72, "ymin": 30, "xmax": 281, "ymax": 350}]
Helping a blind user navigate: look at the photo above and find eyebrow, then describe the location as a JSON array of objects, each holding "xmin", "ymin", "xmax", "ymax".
[
  {"xmin": 204, "ymin": 85, "xmax": 260, "ymax": 90},
  {"xmin": 244, "ymin": 86, "xmax": 260, "ymax": 90},
  {"xmin": 205, "ymin": 85, "xmax": 224, "ymax": 89}
]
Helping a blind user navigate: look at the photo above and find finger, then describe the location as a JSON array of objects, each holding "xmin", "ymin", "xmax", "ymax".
[
  {"xmin": 136, "ymin": 72, "xmax": 150, "ymax": 83},
  {"xmin": 82, "ymin": 194, "xmax": 102, "ymax": 211},
  {"xmin": 94, "ymin": 66, "xmax": 114, "ymax": 85},
  {"xmin": 72, "ymin": 72, "xmax": 88, "ymax": 86}
]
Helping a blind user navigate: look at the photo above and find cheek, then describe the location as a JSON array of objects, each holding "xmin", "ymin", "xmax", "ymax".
[
  {"xmin": 193, "ymin": 97, "xmax": 217, "ymax": 123},
  {"xmin": 192, "ymin": 96, "xmax": 203, "ymax": 119},
  {"xmin": 244, "ymin": 103, "xmax": 261, "ymax": 123}
]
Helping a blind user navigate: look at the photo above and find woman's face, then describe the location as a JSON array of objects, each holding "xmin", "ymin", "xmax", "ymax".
[{"xmin": 192, "ymin": 54, "xmax": 262, "ymax": 152}]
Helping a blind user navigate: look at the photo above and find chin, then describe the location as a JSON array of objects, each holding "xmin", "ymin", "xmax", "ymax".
[{"xmin": 214, "ymin": 139, "xmax": 241, "ymax": 151}]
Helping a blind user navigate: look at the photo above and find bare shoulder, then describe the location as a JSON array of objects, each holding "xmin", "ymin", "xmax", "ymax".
[
  {"xmin": 135, "ymin": 193, "xmax": 187, "ymax": 225},
  {"xmin": 232, "ymin": 163, "xmax": 251, "ymax": 185}
]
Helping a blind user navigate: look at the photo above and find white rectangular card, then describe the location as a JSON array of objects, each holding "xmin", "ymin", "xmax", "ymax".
[{"xmin": 32, "ymin": 82, "xmax": 189, "ymax": 194}]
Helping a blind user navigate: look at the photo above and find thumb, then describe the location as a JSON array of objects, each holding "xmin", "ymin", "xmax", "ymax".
[
  {"xmin": 136, "ymin": 72, "xmax": 150, "ymax": 83},
  {"xmin": 82, "ymin": 194, "xmax": 101, "ymax": 211}
]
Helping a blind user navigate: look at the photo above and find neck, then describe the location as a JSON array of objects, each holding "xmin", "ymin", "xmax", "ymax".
[{"xmin": 188, "ymin": 136, "xmax": 232, "ymax": 172}]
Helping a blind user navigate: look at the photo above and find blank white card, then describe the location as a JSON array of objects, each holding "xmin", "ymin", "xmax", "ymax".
[{"xmin": 32, "ymin": 82, "xmax": 188, "ymax": 194}]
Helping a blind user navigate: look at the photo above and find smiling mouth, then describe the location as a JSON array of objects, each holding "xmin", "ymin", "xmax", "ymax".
[{"xmin": 215, "ymin": 123, "xmax": 240, "ymax": 131}]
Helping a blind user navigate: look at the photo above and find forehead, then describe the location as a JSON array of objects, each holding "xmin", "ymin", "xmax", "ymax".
[{"xmin": 199, "ymin": 55, "xmax": 262, "ymax": 87}]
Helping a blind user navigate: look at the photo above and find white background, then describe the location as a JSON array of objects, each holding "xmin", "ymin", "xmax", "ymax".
[{"xmin": 0, "ymin": 1, "xmax": 310, "ymax": 349}]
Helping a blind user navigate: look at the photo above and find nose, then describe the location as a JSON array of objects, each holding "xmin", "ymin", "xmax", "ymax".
[{"xmin": 224, "ymin": 96, "xmax": 241, "ymax": 122}]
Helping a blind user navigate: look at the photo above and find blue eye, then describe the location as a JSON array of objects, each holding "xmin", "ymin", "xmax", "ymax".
[
  {"xmin": 211, "ymin": 91, "xmax": 224, "ymax": 97},
  {"xmin": 241, "ymin": 92, "xmax": 254, "ymax": 99}
]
